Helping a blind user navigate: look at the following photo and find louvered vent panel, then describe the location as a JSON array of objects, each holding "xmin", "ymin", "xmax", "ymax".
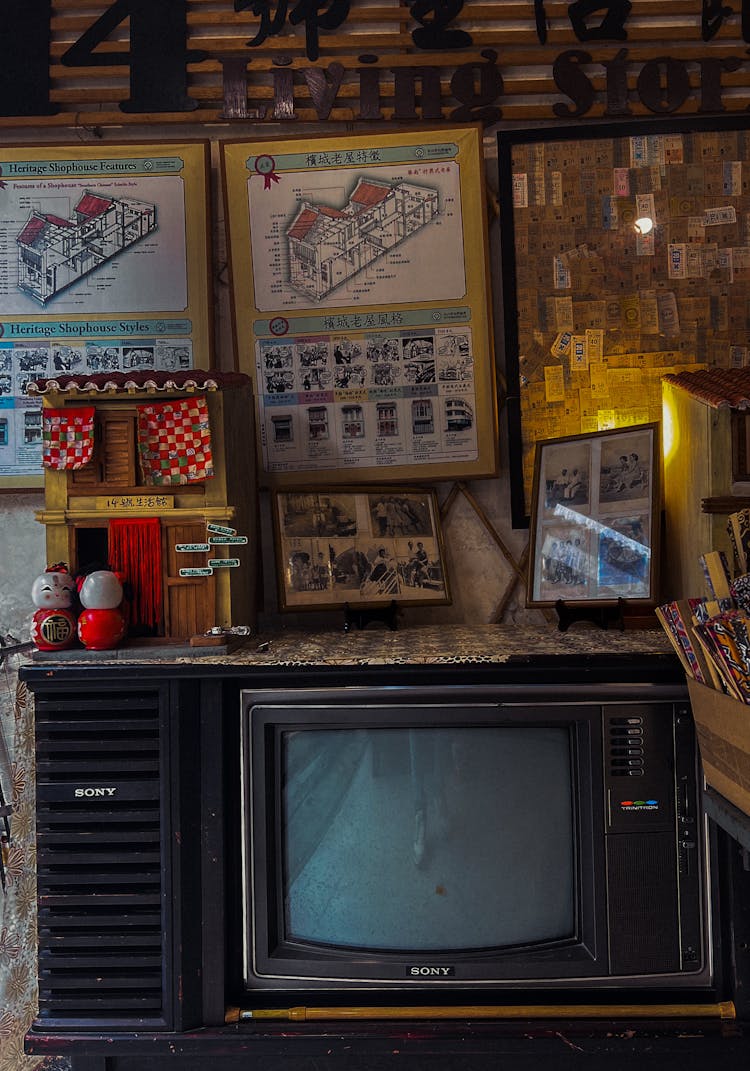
[
  {"xmin": 69, "ymin": 459, "xmax": 98, "ymax": 487},
  {"xmin": 101, "ymin": 415, "xmax": 135, "ymax": 486},
  {"xmin": 34, "ymin": 689, "xmax": 169, "ymax": 1026}
]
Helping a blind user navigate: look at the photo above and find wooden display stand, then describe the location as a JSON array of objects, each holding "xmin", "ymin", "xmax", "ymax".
[{"xmin": 31, "ymin": 371, "xmax": 258, "ymax": 641}]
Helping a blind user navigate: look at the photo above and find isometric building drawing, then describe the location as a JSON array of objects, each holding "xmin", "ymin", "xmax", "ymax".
[
  {"xmin": 411, "ymin": 398, "xmax": 434, "ymax": 435},
  {"xmin": 271, "ymin": 413, "xmax": 294, "ymax": 443},
  {"xmin": 286, "ymin": 178, "xmax": 439, "ymax": 301},
  {"xmin": 16, "ymin": 190, "xmax": 157, "ymax": 304},
  {"xmin": 376, "ymin": 402, "xmax": 399, "ymax": 437},
  {"xmin": 308, "ymin": 406, "xmax": 329, "ymax": 440},
  {"xmin": 445, "ymin": 397, "xmax": 473, "ymax": 431},
  {"xmin": 341, "ymin": 403, "xmax": 365, "ymax": 438}
]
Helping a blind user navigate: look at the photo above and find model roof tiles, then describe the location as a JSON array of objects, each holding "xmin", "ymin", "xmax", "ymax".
[
  {"xmin": 17, "ymin": 215, "xmax": 48, "ymax": 246},
  {"xmin": 76, "ymin": 192, "xmax": 114, "ymax": 217},
  {"xmin": 44, "ymin": 214, "xmax": 73, "ymax": 228},
  {"xmin": 287, "ymin": 179, "xmax": 392, "ymax": 241},
  {"xmin": 287, "ymin": 207, "xmax": 319, "ymax": 240},
  {"xmin": 349, "ymin": 180, "xmax": 391, "ymax": 208},
  {"xmin": 27, "ymin": 370, "xmax": 252, "ymax": 395},
  {"xmin": 662, "ymin": 368, "xmax": 750, "ymax": 409}
]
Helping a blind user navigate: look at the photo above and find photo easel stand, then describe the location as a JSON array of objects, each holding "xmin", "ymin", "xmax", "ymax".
[
  {"xmin": 343, "ymin": 601, "xmax": 400, "ymax": 632},
  {"xmin": 555, "ymin": 598, "xmax": 628, "ymax": 633}
]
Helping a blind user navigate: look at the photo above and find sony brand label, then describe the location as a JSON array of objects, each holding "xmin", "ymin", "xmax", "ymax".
[
  {"xmin": 74, "ymin": 787, "xmax": 118, "ymax": 798},
  {"xmin": 406, "ymin": 965, "xmax": 455, "ymax": 977}
]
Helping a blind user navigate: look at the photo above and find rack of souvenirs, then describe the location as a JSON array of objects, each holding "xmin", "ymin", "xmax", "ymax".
[
  {"xmin": 657, "ymin": 510, "xmax": 750, "ymax": 700},
  {"xmin": 656, "ymin": 509, "xmax": 750, "ymax": 819}
]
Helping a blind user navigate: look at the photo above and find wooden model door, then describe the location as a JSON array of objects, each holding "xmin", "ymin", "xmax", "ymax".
[{"xmin": 162, "ymin": 521, "xmax": 216, "ymax": 639}]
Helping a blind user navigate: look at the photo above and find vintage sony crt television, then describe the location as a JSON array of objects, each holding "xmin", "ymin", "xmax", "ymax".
[{"xmin": 240, "ymin": 684, "xmax": 711, "ymax": 996}]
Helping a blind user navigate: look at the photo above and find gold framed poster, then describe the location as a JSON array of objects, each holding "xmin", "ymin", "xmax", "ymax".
[
  {"xmin": 527, "ymin": 423, "xmax": 660, "ymax": 608},
  {"xmin": 271, "ymin": 487, "xmax": 450, "ymax": 611},
  {"xmin": 221, "ymin": 125, "xmax": 497, "ymax": 487},
  {"xmin": 0, "ymin": 140, "xmax": 213, "ymax": 489}
]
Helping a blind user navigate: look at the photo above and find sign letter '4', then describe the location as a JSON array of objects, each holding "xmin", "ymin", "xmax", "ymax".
[
  {"xmin": 60, "ymin": 0, "xmax": 208, "ymax": 113},
  {"xmin": 0, "ymin": 0, "xmax": 57, "ymax": 116}
]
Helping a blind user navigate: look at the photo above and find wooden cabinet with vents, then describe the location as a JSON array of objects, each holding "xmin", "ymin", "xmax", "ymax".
[{"xmin": 18, "ymin": 652, "xmax": 750, "ymax": 1071}]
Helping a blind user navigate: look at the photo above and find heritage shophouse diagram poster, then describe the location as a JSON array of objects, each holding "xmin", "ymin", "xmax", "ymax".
[
  {"xmin": 222, "ymin": 128, "xmax": 497, "ymax": 485},
  {"xmin": 0, "ymin": 143, "xmax": 211, "ymax": 486}
]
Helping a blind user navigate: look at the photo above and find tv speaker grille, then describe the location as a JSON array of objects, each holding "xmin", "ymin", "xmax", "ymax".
[
  {"xmin": 34, "ymin": 688, "xmax": 168, "ymax": 1026},
  {"xmin": 607, "ymin": 832, "xmax": 680, "ymax": 975}
]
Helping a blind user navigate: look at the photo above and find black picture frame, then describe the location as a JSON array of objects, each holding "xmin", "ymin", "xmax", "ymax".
[
  {"xmin": 526, "ymin": 422, "xmax": 659, "ymax": 608},
  {"xmin": 271, "ymin": 486, "xmax": 451, "ymax": 612},
  {"xmin": 498, "ymin": 113, "xmax": 750, "ymax": 529}
]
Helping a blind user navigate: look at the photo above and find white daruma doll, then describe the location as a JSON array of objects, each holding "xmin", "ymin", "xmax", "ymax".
[
  {"xmin": 77, "ymin": 570, "xmax": 127, "ymax": 651},
  {"xmin": 30, "ymin": 563, "xmax": 77, "ymax": 651}
]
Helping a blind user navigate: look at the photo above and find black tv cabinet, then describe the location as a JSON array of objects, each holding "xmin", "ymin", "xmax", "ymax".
[{"xmin": 19, "ymin": 626, "xmax": 750, "ymax": 1070}]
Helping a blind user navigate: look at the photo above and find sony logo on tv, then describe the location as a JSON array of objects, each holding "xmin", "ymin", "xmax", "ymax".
[
  {"xmin": 407, "ymin": 966, "xmax": 455, "ymax": 977},
  {"xmin": 73, "ymin": 787, "xmax": 118, "ymax": 798}
]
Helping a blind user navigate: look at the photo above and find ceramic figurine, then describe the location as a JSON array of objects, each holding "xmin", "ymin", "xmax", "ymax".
[
  {"xmin": 77, "ymin": 570, "xmax": 127, "ymax": 651},
  {"xmin": 30, "ymin": 563, "xmax": 77, "ymax": 651}
]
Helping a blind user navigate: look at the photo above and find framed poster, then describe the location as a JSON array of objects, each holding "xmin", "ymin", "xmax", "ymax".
[
  {"xmin": 271, "ymin": 487, "xmax": 450, "ymax": 611},
  {"xmin": 221, "ymin": 126, "xmax": 497, "ymax": 487},
  {"xmin": 0, "ymin": 140, "xmax": 213, "ymax": 489},
  {"xmin": 527, "ymin": 423, "xmax": 659, "ymax": 608},
  {"xmin": 498, "ymin": 115, "xmax": 750, "ymax": 527}
]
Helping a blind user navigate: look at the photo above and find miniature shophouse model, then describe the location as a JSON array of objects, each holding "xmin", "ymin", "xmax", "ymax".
[
  {"xmin": 17, "ymin": 190, "xmax": 157, "ymax": 304},
  {"xmin": 286, "ymin": 177, "xmax": 438, "ymax": 300},
  {"xmin": 29, "ymin": 370, "xmax": 256, "ymax": 640}
]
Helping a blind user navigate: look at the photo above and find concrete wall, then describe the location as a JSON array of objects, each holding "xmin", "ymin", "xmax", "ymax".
[
  {"xmin": 0, "ymin": 493, "xmax": 46, "ymax": 640},
  {"xmin": 0, "ymin": 130, "xmax": 543, "ymax": 642}
]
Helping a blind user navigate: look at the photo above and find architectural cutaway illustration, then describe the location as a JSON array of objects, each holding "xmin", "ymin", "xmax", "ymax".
[
  {"xmin": 286, "ymin": 177, "xmax": 438, "ymax": 300},
  {"xmin": 16, "ymin": 190, "xmax": 157, "ymax": 304}
]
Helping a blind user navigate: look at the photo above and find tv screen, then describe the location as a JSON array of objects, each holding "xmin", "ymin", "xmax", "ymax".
[
  {"xmin": 242, "ymin": 688, "xmax": 710, "ymax": 994},
  {"xmin": 282, "ymin": 727, "xmax": 575, "ymax": 951}
]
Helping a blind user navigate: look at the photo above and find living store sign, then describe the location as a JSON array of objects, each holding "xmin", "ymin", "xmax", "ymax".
[{"xmin": 4, "ymin": 0, "xmax": 750, "ymax": 122}]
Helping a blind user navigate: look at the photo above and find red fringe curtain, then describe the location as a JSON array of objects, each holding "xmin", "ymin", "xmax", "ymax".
[{"xmin": 108, "ymin": 518, "xmax": 163, "ymax": 630}]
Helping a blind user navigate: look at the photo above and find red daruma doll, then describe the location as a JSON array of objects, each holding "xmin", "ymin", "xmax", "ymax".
[
  {"xmin": 77, "ymin": 570, "xmax": 127, "ymax": 651},
  {"xmin": 30, "ymin": 563, "xmax": 77, "ymax": 651}
]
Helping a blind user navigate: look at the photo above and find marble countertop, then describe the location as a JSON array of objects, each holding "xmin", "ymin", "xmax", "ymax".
[{"xmin": 28, "ymin": 623, "xmax": 678, "ymax": 669}]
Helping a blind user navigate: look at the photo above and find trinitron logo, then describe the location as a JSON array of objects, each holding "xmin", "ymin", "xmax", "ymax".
[{"xmin": 620, "ymin": 799, "xmax": 659, "ymax": 811}]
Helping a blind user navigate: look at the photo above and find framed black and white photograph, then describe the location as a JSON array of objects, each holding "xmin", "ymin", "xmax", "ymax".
[
  {"xmin": 527, "ymin": 424, "xmax": 659, "ymax": 607},
  {"xmin": 271, "ymin": 487, "xmax": 450, "ymax": 612}
]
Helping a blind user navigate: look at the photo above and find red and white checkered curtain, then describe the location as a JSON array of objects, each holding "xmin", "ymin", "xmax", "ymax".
[
  {"xmin": 136, "ymin": 395, "xmax": 214, "ymax": 486},
  {"xmin": 42, "ymin": 406, "xmax": 95, "ymax": 470}
]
